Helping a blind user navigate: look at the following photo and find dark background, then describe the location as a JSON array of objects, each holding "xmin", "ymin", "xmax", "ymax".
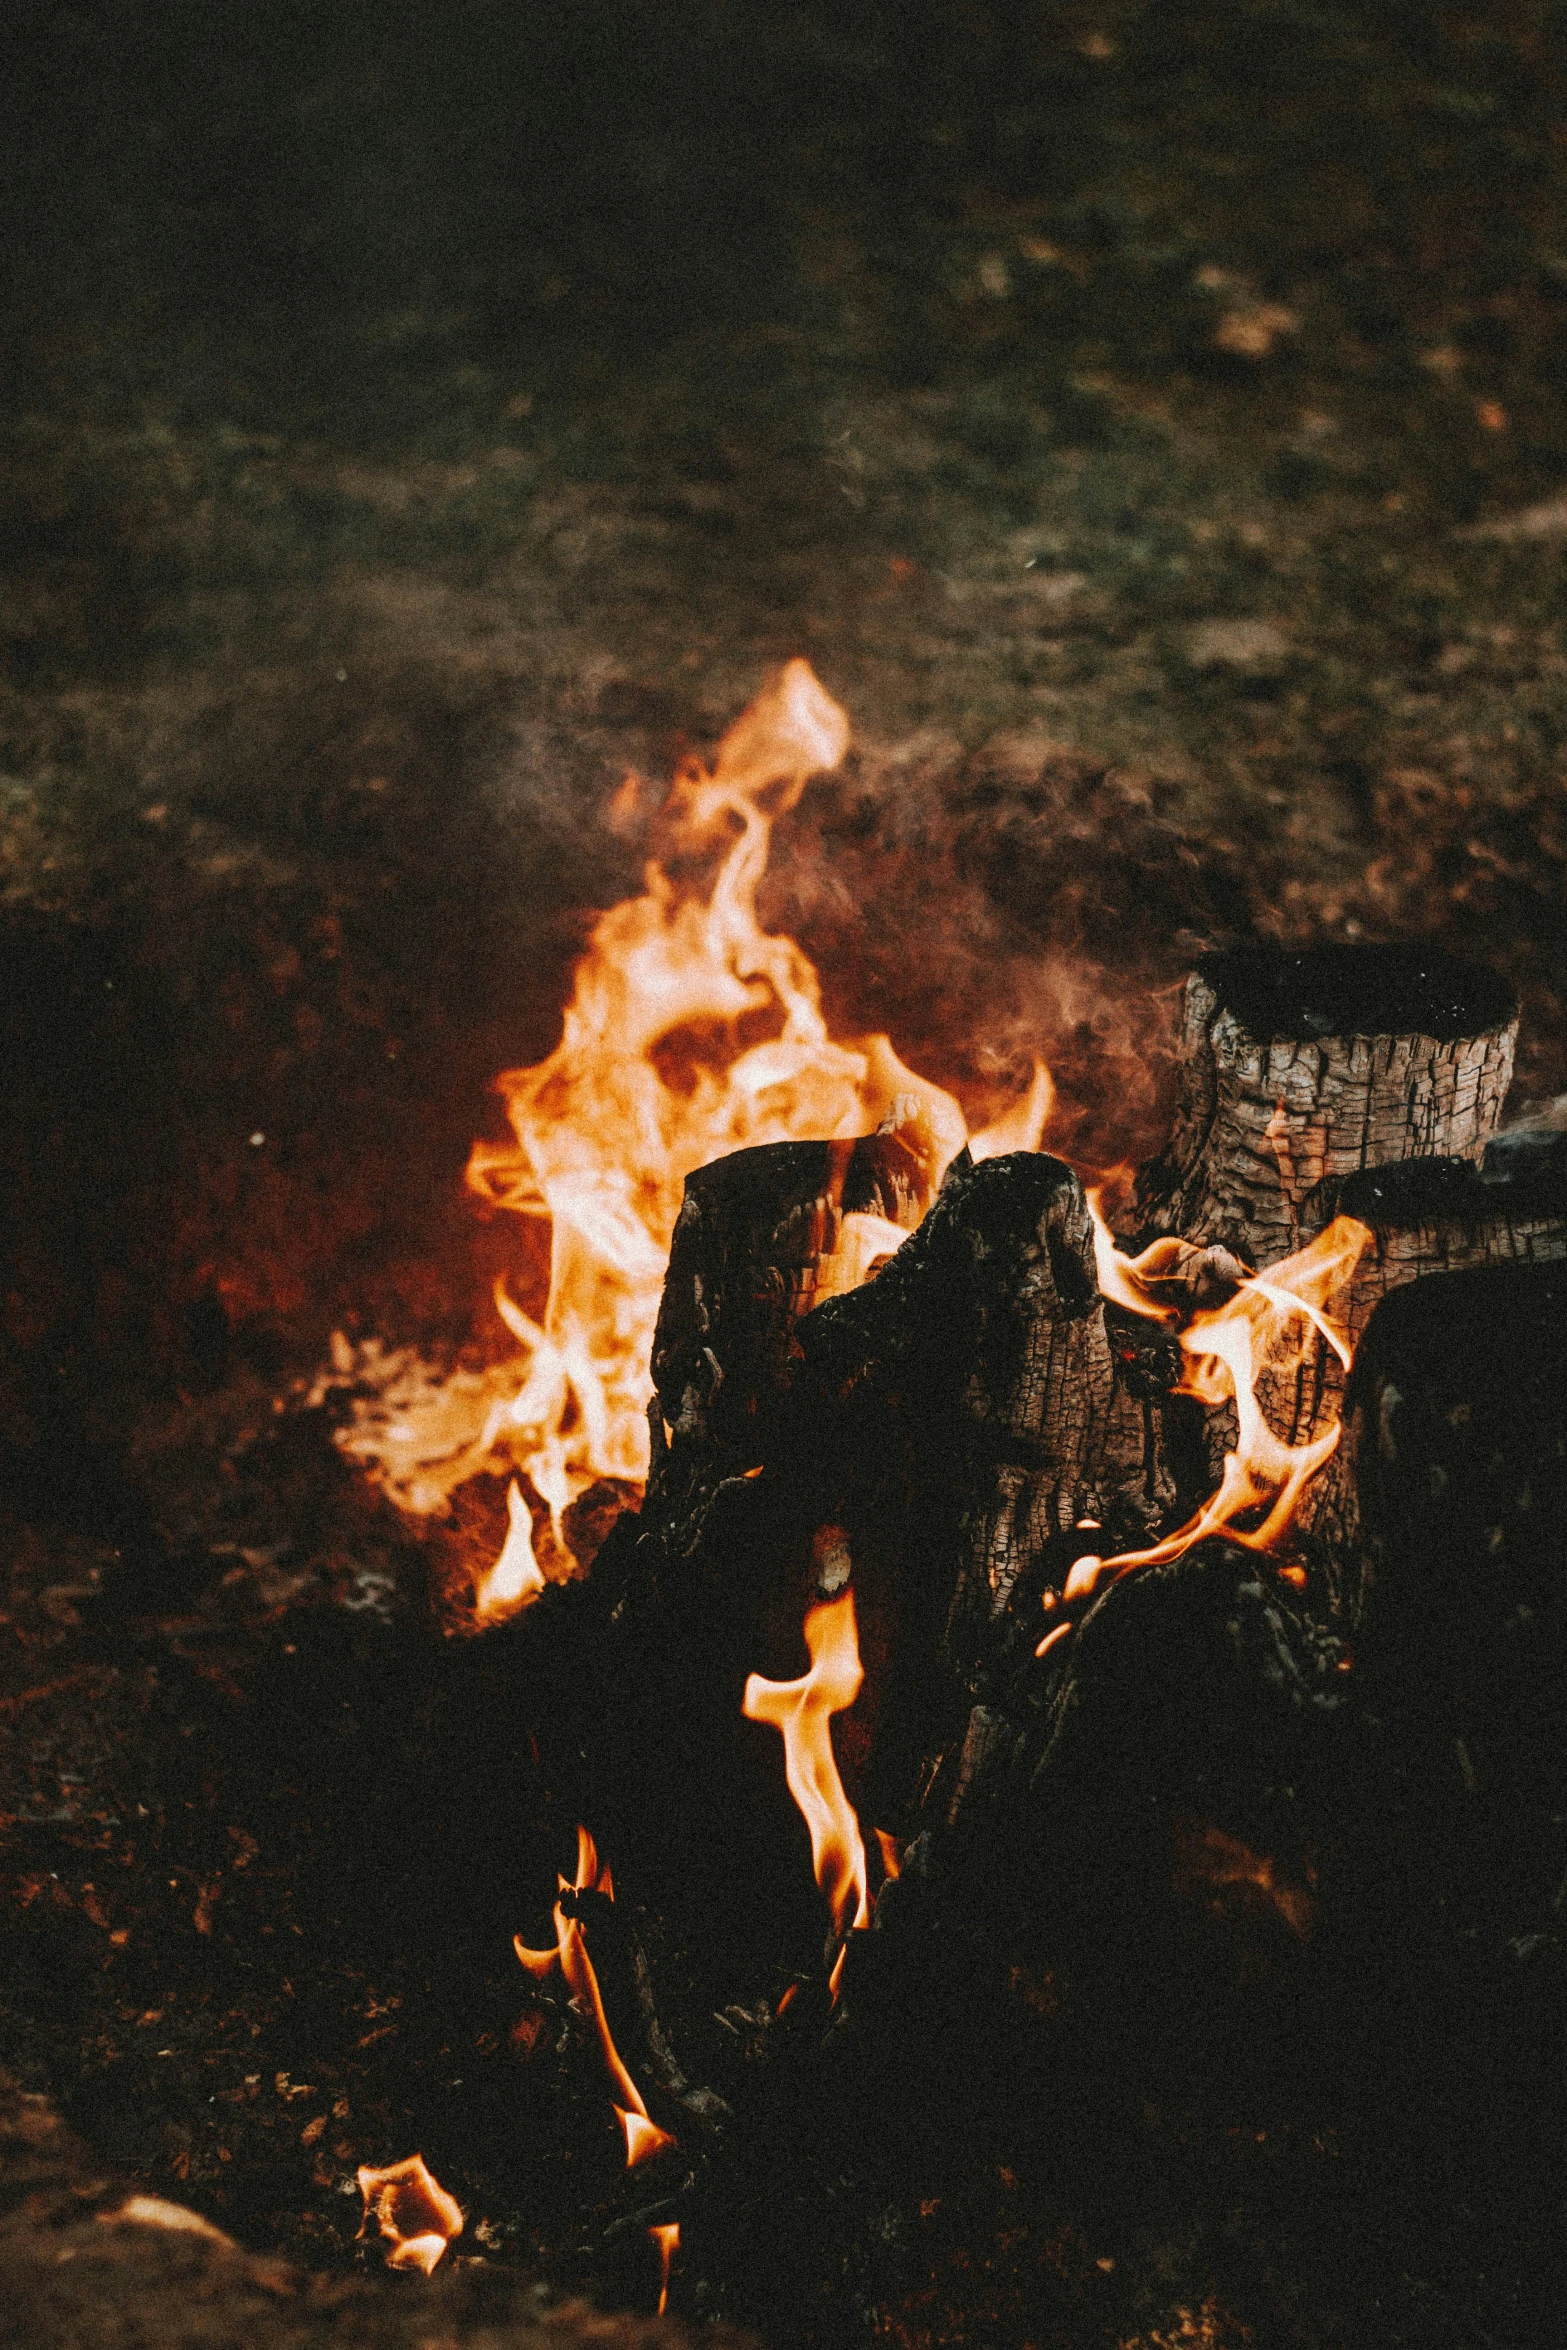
[{"xmin": 3, "ymin": 0, "xmax": 1566, "ymax": 1534}]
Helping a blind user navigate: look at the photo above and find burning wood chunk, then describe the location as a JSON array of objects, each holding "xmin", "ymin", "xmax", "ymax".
[
  {"xmin": 1134, "ymin": 945, "xmax": 1519, "ymax": 1267},
  {"xmin": 795, "ymin": 1150, "xmax": 1123, "ymax": 1692},
  {"xmin": 1284, "ymin": 1140, "xmax": 1567, "ymax": 1574},
  {"xmin": 646, "ymin": 1119, "xmax": 942, "ymax": 1500},
  {"xmin": 356, "ymin": 2153, "xmax": 464, "ymax": 2273}
]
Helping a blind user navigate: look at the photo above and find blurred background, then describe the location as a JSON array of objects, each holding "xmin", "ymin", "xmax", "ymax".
[{"xmin": 3, "ymin": 0, "xmax": 1566, "ymax": 1546}]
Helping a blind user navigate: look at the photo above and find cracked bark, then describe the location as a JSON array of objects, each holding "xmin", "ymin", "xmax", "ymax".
[{"xmin": 1134, "ymin": 945, "xmax": 1519, "ymax": 1267}]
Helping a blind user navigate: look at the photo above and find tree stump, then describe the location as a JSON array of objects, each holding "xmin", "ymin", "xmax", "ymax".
[
  {"xmin": 1264, "ymin": 1139, "xmax": 1567, "ymax": 1572},
  {"xmin": 607, "ymin": 941, "xmax": 1542, "ymax": 1971},
  {"xmin": 1133, "ymin": 945, "xmax": 1518, "ymax": 1267},
  {"xmin": 1326, "ymin": 1259, "xmax": 1567, "ymax": 1985}
]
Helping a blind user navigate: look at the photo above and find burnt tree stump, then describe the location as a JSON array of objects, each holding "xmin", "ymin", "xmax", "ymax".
[
  {"xmin": 1294, "ymin": 1139, "xmax": 1567, "ymax": 1580},
  {"xmin": 602, "ymin": 941, "xmax": 1545, "ymax": 1965},
  {"xmin": 1133, "ymin": 945, "xmax": 1518, "ymax": 1267}
]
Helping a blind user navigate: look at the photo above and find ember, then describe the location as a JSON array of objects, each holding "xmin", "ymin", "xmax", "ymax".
[{"xmin": 356, "ymin": 2154, "xmax": 464, "ymax": 2274}]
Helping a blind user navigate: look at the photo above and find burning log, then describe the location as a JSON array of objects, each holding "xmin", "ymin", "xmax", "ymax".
[
  {"xmin": 1312, "ymin": 1257, "xmax": 1567, "ymax": 2054},
  {"xmin": 1267, "ymin": 1134, "xmax": 1567, "ymax": 1581},
  {"xmin": 643, "ymin": 1117, "xmax": 939, "ymax": 1517},
  {"xmin": 618, "ymin": 947, "xmax": 1532, "ymax": 1845},
  {"xmin": 1133, "ymin": 945, "xmax": 1518, "ymax": 1267},
  {"xmin": 1343, "ymin": 1257, "xmax": 1567, "ymax": 1703}
]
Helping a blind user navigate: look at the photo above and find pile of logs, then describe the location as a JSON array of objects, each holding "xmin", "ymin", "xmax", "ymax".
[{"xmin": 591, "ymin": 945, "xmax": 1566, "ymax": 2004}]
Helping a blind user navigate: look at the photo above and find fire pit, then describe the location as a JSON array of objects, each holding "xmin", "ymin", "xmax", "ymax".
[
  {"xmin": 7, "ymin": 7, "xmax": 1567, "ymax": 2343},
  {"xmin": 4, "ymin": 657, "xmax": 1565, "ymax": 2350}
]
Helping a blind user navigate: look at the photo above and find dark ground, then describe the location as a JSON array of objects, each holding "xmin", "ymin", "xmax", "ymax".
[{"xmin": 3, "ymin": 5, "xmax": 1567, "ymax": 2345}]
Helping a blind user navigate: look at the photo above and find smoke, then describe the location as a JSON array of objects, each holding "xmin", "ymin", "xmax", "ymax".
[{"xmin": 754, "ymin": 731, "xmax": 1254, "ymax": 1173}]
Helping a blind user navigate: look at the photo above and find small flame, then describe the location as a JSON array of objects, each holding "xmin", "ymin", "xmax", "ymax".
[
  {"xmin": 968, "ymin": 1056, "xmax": 1054, "ymax": 1160},
  {"xmin": 874, "ymin": 1827, "xmax": 904, "ymax": 1883},
  {"xmin": 356, "ymin": 2154, "xmax": 464, "ymax": 2274},
  {"xmin": 743, "ymin": 1590, "xmax": 869, "ymax": 1947},
  {"xmin": 650, "ymin": 2220, "xmax": 680, "ymax": 2315},
  {"xmin": 814, "ymin": 1208, "xmax": 911, "ymax": 1302},
  {"xmin": 1076, "ymin": 1198, "xmax": 1370, "ymax": 1600},
  {"xmin": 328, "ymin": 663, "xmax": 1055, "ymax": 1618},
  {"xmin": 475, "ymin": 1478, "xmax": 547, "ymax": 1619},
  {"xmin": 512, "ymin": 1827, "xmax": 676, "ymax": 2168}
]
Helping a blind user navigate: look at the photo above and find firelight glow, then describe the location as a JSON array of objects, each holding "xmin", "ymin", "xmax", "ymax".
[
  {"xmin": 326, "ymin": 659, "xmax": 1049, "ymax": 1616},
  {"xmin": 355, "ymin": 2153, "xmax": 464, "ymax": 2274},
  {"xmin": 1053, "ymin": 1197, "xmax": 1372, "ymax": 1621}
]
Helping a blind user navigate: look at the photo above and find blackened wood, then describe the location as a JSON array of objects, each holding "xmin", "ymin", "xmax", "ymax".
[
  {"xmin": 1333, "ymin": 1259, "xmax": 1567, "ymax": 1963},
  {"xmin": 1269, "ymin": 1142, "xmax": 1567, "ymax": 1579},
  {"xmin": 1344, "ymin": 1259, "xmax": 1567, "ymax": 1686},
  {"xmin": 1134, "ymin": 945, "xmax": 1518, "ymax": 1267},
  {"xmin": 644, "ymin": 1122, "xmax": 935, "ymax": 1521},
  {"xmin": 1017, "ymin": 1543, "xmax": 1346, "ymax": 1959},
  {"xmin": 796, "ymin": 1151, "xmax": 1120, "ymax": 1694}
]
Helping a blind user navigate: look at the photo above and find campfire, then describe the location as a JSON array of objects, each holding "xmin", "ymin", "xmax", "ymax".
[{"xmin": 4, "ymin": 665, "xmax": 1566, "ymax": 2349}]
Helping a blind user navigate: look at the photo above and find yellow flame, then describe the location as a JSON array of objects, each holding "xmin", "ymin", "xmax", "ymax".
[
  {"xmin": 328, "ymin": 662, "xmax": 1055, "ymax": 1617},
  {"xmin": 743, "ymin": 1590, "xmax": 870, "ymax": 1957},
  {"xmin": 1070, "ymin": 1199, "xmax": 1370, "ymax": 1602}
]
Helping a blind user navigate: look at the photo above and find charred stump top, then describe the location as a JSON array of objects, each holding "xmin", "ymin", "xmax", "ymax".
[{"xmin": 1135, "ymin": 944, "xmax": 1519, "ymax": 1266}]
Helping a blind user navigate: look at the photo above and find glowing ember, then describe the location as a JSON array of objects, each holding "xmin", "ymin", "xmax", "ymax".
[
  {"xmin": 512, "ymin": 1826, "xmax": 676, "ymax": 2167},
  {"xmin": 874, "ymin": 1827, "xmax": 904, "ymax": 1883},
  {"xmin": 356, "ymin": 2154, "xmax": 464, "ymax": 2274},
  {"xmin": 743, "ymin": 1589, "xmax": 870, "ymax": 1951},
  {"xmin": 1066, "ymin": 1198, "xmax": 1371, "ymax": 1605},
  {"xmin": 324, "ymin": 661, "xmax": 1048, "ymax": 1615}
]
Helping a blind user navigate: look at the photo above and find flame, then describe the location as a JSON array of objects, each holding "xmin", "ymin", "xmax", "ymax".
[
  {"xmin": 968, "ymin": 1056, "xmax": 1054, "ymax": 1161},
  {"xmin": 874, "ymin": 1827, "xmax": 904, "ymax": 1883},
  {"xmin": 512, "ymin": 1826, "xmax": 676, "ymax": 2168},
  {"xmin": 325, "ymin": 662, "xmax": 1053, "ymax": 1616},
  {"xmin": 1070, "ymin": 1200, "xmax": 1370, "ymax": 1603},
  {"xmin": 356, "ymin": 2154, "xmax": 464, "ymax": 2274},
  {"xmin": 650, "ymin": 2220, "xmax": 680, "ymax": 2315},
  {"xmin": 742, "ymin": 1590, "xmax": 869, "ymax": 1947},
  {"xmin": 475, "ymin": 1477, "xmax": 547, "ymax": 1619}
]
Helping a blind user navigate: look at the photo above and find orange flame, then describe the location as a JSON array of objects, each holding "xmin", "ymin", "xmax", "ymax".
[
  {"xmin": 1067, "ymin": 1200, "xmax": 1370, "ymax": 1604},
  {"xmin": 512, "ymin": 1826, "xmax": 676, "ymax": 2168},
  {"xmin": 650, "ymin": 2220, "xmax": 680, "ymax": 2315},
  {"xmin": 356, "ymin": 2154, "xmax": 464, "ymax": 2274},
  {"xmin": 475, "ymin": 1477, "xmax": 547, "ymax": 1620},
  {"xmin": 325, "ymin": 662, "xmax": 1051, "ymax": 1614},
  {"xmin": 743, "ymin": 1590, "xmax": 869, "ymax": 1946}
]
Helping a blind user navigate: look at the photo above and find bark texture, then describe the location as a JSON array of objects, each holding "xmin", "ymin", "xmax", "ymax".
[
  {"xmin": 644, "ymin": 1122, "xmax": 935, "ymax": 1521},
  {"xmin": 797, "ymin": 1149, "xmax": 1128, "ymax": 1692},
  {"xmin": 1135, "ymin": 946, "xmax": 1519, "ymax": 1266},
  {"xmin": 1263, "ymin": 1139, "xmax": 1567, "ymax": 1574}
]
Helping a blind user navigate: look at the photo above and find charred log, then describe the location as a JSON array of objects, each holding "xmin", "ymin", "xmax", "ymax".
[
  {"xmin": 1281, "ymin": 1138, "xmax": 1567, "ymax": 1577},
  {"xmin": 1346, "ymin": 1259, "xmax": 1567, "ymax": 1702},
  {"xmin": 1134, "ymin": 945, "xmax": 1518, "ymax": 1266},
  {"xmin": 642, "ymin": 1121, "xmax": 936, "ymax": 1530}
]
